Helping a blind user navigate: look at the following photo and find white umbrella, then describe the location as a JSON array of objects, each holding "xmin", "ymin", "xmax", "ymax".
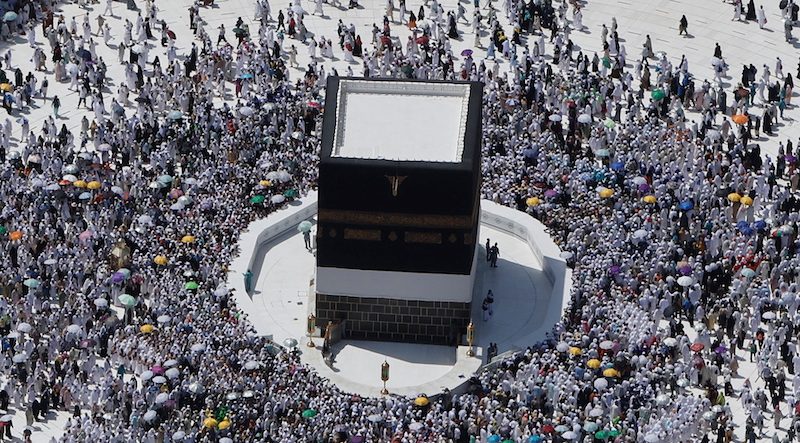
[
  {"xmin": 644, "ymin": 434, "xmax": 659, "ymax": 443},
  {"xmin": 137, "ymin": 214, "xmax": 153, "ymax": 224},
  {"xmin": 244, "ymin": 360, "xmax": 259, "ymax": 370},
  {"xmin": 165, "ymin": 368, "xmax": 180, "ymax": 379},
  {"xmin": 164, "ymin": 359, "xmax": 179, "ymax": 367},
  {"xmin": 188, "ymin": 382, "xmax": 204, "ymax": 394},
  {"xmin": 663, "ymin": 337, "xmax": 678, "ymax": 347},
  {"xmin": 632, "ymin": 177, "xmax": 647, "ymax": 185},
  {"xmin": 44, "ymin": 258, "xmax": 57, "ymax": 265},
  {"xmin": 131, "ymin": 44, "xmax": 145, "ymax": 54},
  {"xmin": 62, "ymin": 174, "xmax": 77, "ymax": 182},
  {"xmin": 677, "ymin": 276, "xmax": 694, "ymax": 287},
  {"xmin": 97, "ymin": 143, "xmax": 112, "ymax": 152},
  {"xmin": 276, "ymin": 170, "xmax": 292, "ymax": 183},
  {"xmin": 172, "ymin": 431, "xmax": 186, "ymax": 440},
  {"xmin": 170, "ymin": 203, "xmax": 185, "ymax": 211},
  {"xmin": 44, "ymin": 183, "xmax": 60, "ymax": 191},
  {"xmin": 556, "ymin": 342, "xmax": 570, "ymax": 353},
  {"xmin": 94, "ymin": 298, "xmax": 108, "ymax": 308},
  {"xmin": 589, "ymin": 406, "xmax": 604, "ymax": 416},
  {"xmin": 409, "ymin": 422, "xmax": 424, "ymax": 431},
  {"xmin": 140, "ymin": 370, "xmax": 154, "ymax": 381},
  {"xmin": 632, "ymin": 229, "xmax": 648, "ymax": 240},
  {"xmin": 271, "ymin": 194, "xmax": 286, "ymax": 204},
  {"xmin": 190, "ymin": 343, "xmax": 206, "ymax": 352},
  {"xmin": 152, "ymin": 376, "xmax": 167, "ymax": 384},
  {"xmin": 548, "ymin": 114, "xmax": 562, "ymax": 122},
  {"xmin": 155, "ymin": 393, "xmax": 169, "ymax": 404},
  {"xmin": 656, "ymin": 394, "xmax": 671, "ymax": 405},
  {"xmin": 762, "ymin": 311, "xmax": 776, "ymax": 320},
  {"xmin": 63, "ymin": 164, "xmax": 79, "ymax": 174},
  {"xmin": 578, "ymin": 113, "xmax": 592, "ymax": 123},
  {"xmin": 220, "ymin": 439, "xmax": 233, "ymax": 443},
  {"xmin": 562, "ymin": 431, "xmax": 578, "ymax": 440},
  {"xmin": 66, "ymin": 324, "xmax": 82, "ymax": 334},
  {"xmin": 157, "ymin": 315, "xmax": 172, "ymax": 324},
  {"xmin": 367, "ymin": 414, "xmax": 383, "ymax": 423},
  {"xmin": 12, "ymin": 353, "xmax": 27, "ymax": 363},
  {"xmin": 239, "ymin": 106, "xmax": 254, "ymax": 116},
  {"xmin": 16, "ymin": 322, "xmax": 31, "ymax": 333},
  {"xmin": 111, "ymin": 186, "xmax": 124, "ymax": 195},
  {"xmin": 143, "ymin": 410, "xmax": 158, "ymax": 422},
  {"xmin": 599, "ymin": 340, "xmax": 614, "ymax": 350}
]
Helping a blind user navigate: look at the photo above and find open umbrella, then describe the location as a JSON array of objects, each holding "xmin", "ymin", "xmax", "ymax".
[
  {"xmin": 298, "ymin": 221, "xmax": 313, "ymax": 233},
  {"xmin": 66, "ymin": 324, "xmax": 82, "ymax": 334},
  {"xmin": 185, "ymin": 281, "xmax": 199, "ymax": 290},
  {"xmin": 599, "ymin": 340, "xmax": 614, "ymax": 350},
  {"xmin": 651, "ymin": 89, "xmax": 666, "ymax": 101},
  {"xmin": 283, "ymin": 337, "xmax": 298, "ymax": 348},
  {"xmin": 578, "ymin": 113, "xmax": 592, "ymax": 123},
  {"xmin": 302, "ymin": 409, "xmax": 317, "ymax": 418},
  {"xmin": 94, "ymin": 298, "xmax": 108, "ymax": 308},
  {"xmin": 250, "ymin": 195, "xmax": 266, "ymax": 204},
  {"xmin": 167, "ymin": 110, "xmax": 183, "ymax": 120},
  {"xmin": 3, "ymin": 11, "xmax": 17, "ymax": 22},
  {"xmin": 165, "ymin": 368, "xmax": 180, "ymax": 379},
  {"xmin": 157, "ymin": 315, "xmax": 172, "ymax": 324},
  {"xmin": 271, "ymin": 195, "xmax": 286, "ymax": 204},
  {"xmin": 460, "ymin": 49, "xmax": 473, "ymax": 57},
  {"xmin": 690, "ymin": 342, "xmax": 705, "ymax": 352},
  {"xmin": 152, "ymin": 376, "xmax": 167, "ymax": 384},
  {"xmin": 143, "ymin": 410, "xmax": 158, "ymax": 422},
  {"xmin": 23, "ymin": 279, "xmax": 40, "ymax": 288},
  {"xmin": 119, "ymin": 294, "xmax": 137, "ymax": 307},
  {"xmin": 16, "ymin": 322, "xmax": 31, "ymax": 333},
  {"xmin": 732, "ymin": 114, "xmax": 748, "ymax": 125},
  {"xmin": 677, "ymin": 276, "xmax": 694, "ymax": 287}
]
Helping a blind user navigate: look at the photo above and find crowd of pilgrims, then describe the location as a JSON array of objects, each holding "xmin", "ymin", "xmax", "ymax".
[{"xmin": 0, "ymin": 0, "xmax": 797, "ymax": 441}]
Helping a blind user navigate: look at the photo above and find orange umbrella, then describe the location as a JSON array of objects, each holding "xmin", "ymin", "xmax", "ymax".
[
  {"xmin": 9, "ymin": 231, "xmax": 22, "ymax": 241},
  {"xmin": 732, "ymin": 114, "xmax": 748, "ymax": 125}
]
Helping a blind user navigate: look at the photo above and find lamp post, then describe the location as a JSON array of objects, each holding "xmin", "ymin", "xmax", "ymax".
[
  {"xmin": 380, "ymin": 360, "xmax": 390, "ymax": 395},
  {"xmin": 466, "ymin": 321, "xmax": 475, "ymax": 357},
  {"xmin": 307, "ymin": 314, "xmax": 316, "ymax": 347}
]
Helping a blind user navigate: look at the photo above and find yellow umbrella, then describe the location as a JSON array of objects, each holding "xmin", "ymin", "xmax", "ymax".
[
  {"xmin": 154, "ymin": 255, "xmax": 168, "ymax": 266},
  {"xmin": 569, "ymin": 347, "xmax": 582, "ymax": 356},
  {"xmin": 587, "ymin": 359, "xmax": 602, "ymax": 369},
  {"xmin": 203, "ymin": 417, "xmax": 218, "ymax": 428},
  {"xmin": 259, "ymin": 179, "xmax": 272, "ymax": 187},
  {"xmin": 740, "ymin": 195, "xmax": 753, "ymax": 206},
  {"xmin": 727, "ymin": 193, "xmax": 741, "ymax": 203},
  {"xmin": 218, "ymin": 419, "xmax": 231, "ymax": 430},
  {"xmin": 87, "ymin": 181, "xmax": 101, "ymax": 190},
  {"xmin": 414, "ymin": 396, "xmax": 430, "ymax": 407},
  {"xmin": 139, "ymin": 324, "xmax": 154, "ymax": 334},
  {"xmin": 0, "ymin": 83, "xmax": 12, "ymax": 92},
  {"xmin": 603, "ymin": 368, "xmax": 619, "ymax": 377},
  {"xmin": 598, "ymin": 188, "xmax": 614, "ymax": 198},
  {"xmin": 642, "ymin": 195, "xmax": 657, "ymax": 204},
  {"xmin": 73, "ymin": 180, "xmax": 87, "ymax": 188},
  {"xmin": 181, "ymin": 235, "xmax": 195, "ymax": 243},
  {"xmin": 526, "ymin": 197, "xmax": 541, "ymax": 207}
]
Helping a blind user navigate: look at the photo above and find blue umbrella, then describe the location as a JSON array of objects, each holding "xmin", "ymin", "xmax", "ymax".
[
  {"xmin": 528, "ymin": 436, "xmax": 542, "ymax": 443},
  {"xmin": 238, "ymin": 73, "xmax": 254, "ymax": 79},
  {"xmin": 488, "ymin": 435, "xmax": 501, "ymax": 443},
  {"xmin": 77, "ymin": 49, "xmax": 91, "ymax": 60},
  {"xmin": 679, "ymin": 200, "xmax": 693, "ymax": 211},
  {"xmin": 736, "ymin": 220, "xmax": 750, "ymax": 230},
  {"xmin": 753, "ymin": 220, "xmax": 767, "ymax": 231},
  {"xmin": 610, "ymin": 161, "xmax": 624, "ymax": 171},
  {"xmin": 3, "ymin": 11, "xmax": 17, "ymax": 22}
]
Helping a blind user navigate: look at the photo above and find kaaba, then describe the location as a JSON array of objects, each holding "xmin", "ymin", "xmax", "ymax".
[{"xmin": 314, "ymin": 77, "xmax": 483, "ymax": 346}]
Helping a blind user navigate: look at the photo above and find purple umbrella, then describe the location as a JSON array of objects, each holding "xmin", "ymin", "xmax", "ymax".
[
  {"xmin": 786, "ymin": 155, "xmax": 797, "ymax": 164},
  {"xmin": 461, "ymin": 49, "xmax": 473, "ymax": 57},
  {"xmin": 544, "ymin": 189, "xmax": 558, "ymax": 198},
  {"xmin": 678, "ymin": 265, "xmax": 692, "ymax": 275},
  {"xmin": 638, "ymin": 183, "xmax": 650, "ymax": 192},
  {"xmin": 609, "ymin": 265, "xmax": 621, "ymax": 275},
  {"xmin": 111, "ymin": 272, "xmax": 126, "ymax": 284}
]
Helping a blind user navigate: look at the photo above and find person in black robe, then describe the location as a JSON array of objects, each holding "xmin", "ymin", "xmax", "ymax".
[
  {"xmin": 746, "ymin": 0, "xmax": 757, "ymax": 20},
  {"xmin": 763, "ymin": 108, "xmax": 773, "ymax": 135},
  {"xmin": 447, "ymin": 13, "xmax": 458, "ymax": 39}
]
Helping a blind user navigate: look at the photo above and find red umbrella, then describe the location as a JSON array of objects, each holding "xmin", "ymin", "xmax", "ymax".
[
  {"xmin": 416, "ymin": 35, "xmax": 429, "ymax": 45},
  {"xmin": 690, "ymin": 342, "xmax": 704, "ymax": 352},
  {"xmin": 542, "ymin": 424, "xmax": 555, "ymax": 433},
  {"xmin": 167, "ymin": 30, "xmax": 176, "ymax": 40}
]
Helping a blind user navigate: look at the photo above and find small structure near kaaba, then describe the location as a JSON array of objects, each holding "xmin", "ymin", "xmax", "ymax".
[{"xmin": 314, "ymin": 77, "xmax": 484, "ymax": 345}]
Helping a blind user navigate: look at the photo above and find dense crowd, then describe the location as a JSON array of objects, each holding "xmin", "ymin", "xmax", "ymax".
[{"xmin": 0, "ymin": 0, "xmax": 798, "ymax": 442}]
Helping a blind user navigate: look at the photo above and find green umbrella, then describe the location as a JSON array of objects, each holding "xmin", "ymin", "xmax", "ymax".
[
  {"xmin": 301, "ymin": 409, "xmax": 317, "ymax": 418},
  {"xmin": 0, "ymin": 226, "xmax": 6, "ymax": 235},
  {"xmin": 185, "ymin": 281, "xmax": 199, "ymax": 290},
  {"xmin": 603, "ymin": 119, "xmax": 616, "ymax": 129},
  {"xmin": 297, "ymin": 221, "xmax": 313, "ymax": 233},
  {"xmin": 118, "ymin": 294, "xmax": 137, "ymax": 307},
  {"xmin": 651, "ymin": 89, "xmax": 666, "ymax": 101},
  {"xmin": 283, "ymin": 188, "xmax": 298, "ymax": 198},
  {"xmin": 595, "ymin": 430, "xmax": 609, "ymax": 439},
  {"xmin": 23, "ymin": 278, "xmax": 40, "ymax": 288},
  {"xmin": 250, "ymin": 195, "xmax": 266, "ymax": 204},
  {"xmin": 607, "ymin": 429, "xmax": 621, "ymax": 437}
]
